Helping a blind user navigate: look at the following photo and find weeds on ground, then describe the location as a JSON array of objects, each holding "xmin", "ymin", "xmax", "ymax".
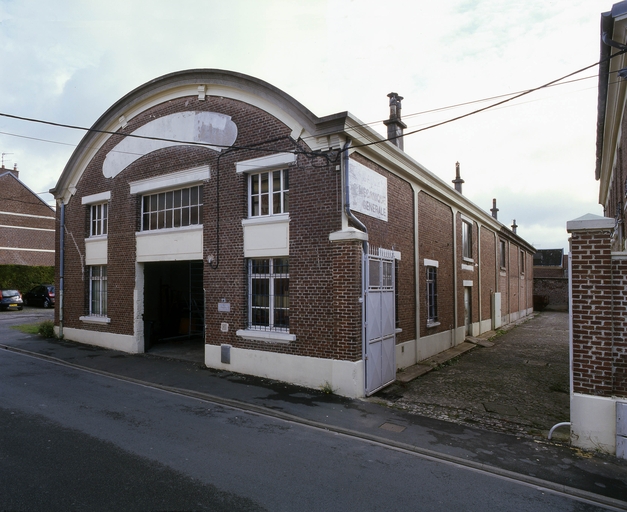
[
  {"xmin": 38, "ymin": 320, "xmax": 56, "ymax": 338},
  {"xmin": 320, "ymin": 381, "xmax": 335, "ymax": 394},
  {"xmin": 11, "ymin": 320, "xmax": 56, "ymax": 338}
]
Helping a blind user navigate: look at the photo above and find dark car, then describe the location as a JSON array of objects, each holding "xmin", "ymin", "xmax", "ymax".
[
  {"xmin": 0, "ymin": 289, "xmax": 23, "ymax": 311},
  {"xmin": 23, "ymin": 285, "xmax": 55, "ymax": 308}
]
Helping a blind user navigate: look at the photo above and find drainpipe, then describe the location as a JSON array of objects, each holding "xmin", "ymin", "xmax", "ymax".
[
  {"xmin": 342, "ymin": 140, "xmax": 368, "ymax": 252},
  {"xmin": 59, "ymin": 201, "xmax": 65, "ymax": 339}
]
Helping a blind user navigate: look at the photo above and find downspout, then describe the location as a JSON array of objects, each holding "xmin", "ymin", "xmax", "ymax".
[
  {"xmin": 342, "ymin": 140, "xmax": 368, "ymax": 251},
  {"xmin": 59, "ymin": 201, "xmax": 65, "ymax": 339}
]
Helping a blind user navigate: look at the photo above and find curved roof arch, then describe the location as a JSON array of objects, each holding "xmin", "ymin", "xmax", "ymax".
[{"xmin": 51, "ymin": 69, "xmax": 347, "ymax": 203}]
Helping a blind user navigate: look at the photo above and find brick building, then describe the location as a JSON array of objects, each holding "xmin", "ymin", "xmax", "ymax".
[
  {"xmin": 533, "ymin": 249, "xmax": 568, "ymax": 311},
  {"xmin": 568, "ymin": 1, "xmax": 627, "ymax": 458},
  {"xmin": 50, "ymin": 69, "xmax": 534, "ymax": 398},
  {"xmin": 0, "ymin": 165, "xmax": 55, "ymax": 267}
]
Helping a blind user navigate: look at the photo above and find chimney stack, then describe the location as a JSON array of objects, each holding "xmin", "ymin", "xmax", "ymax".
[
  {"xmin": 383, "ymin": 92, "xmax": 407, "ymax": 150},
  {"xmin": 12, "ymin": 163, "xmax": 18, "ymax": 180},
  {"xmin": 511, "ymin": 219, "xmax": 518, "ymax": 234},
  {"xmin": 490, "ymin": 198, "xmax": 499, "ymax": 220},
  {"xmin": 452, "ymin": 161, "xmax": 464, "ymax": 193}
]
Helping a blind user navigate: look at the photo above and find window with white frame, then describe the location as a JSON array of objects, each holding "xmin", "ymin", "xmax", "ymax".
[
  {"xmin": 248, "ymin": 258, "xmax": 289, "ymax": 331},
  {"xmin": 248, "ymin": 169, "xmax": 289, "ymax": 217},
  {"xmin": 141, "ymin": 185, "xmax": 203, "ymax": 231},
  {"xmin": 426, "ymin": 266, "xmax": 438, "ymax": 325},
  {"xmin": 89, "ymin": 265, "xmax": 107, "ymax": 317},
  {"xmin": 90, "ymin": 203, "xmax": 108, "ymax": 237},
  {"xmin": 462, "ymin": 220, "xmax": 473, "ymax": 260}
]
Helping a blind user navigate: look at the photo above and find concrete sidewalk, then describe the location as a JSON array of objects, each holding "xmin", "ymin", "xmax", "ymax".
[{"xmin": 1, "ymin": 310, "xmax": 627, "ymax": 509}]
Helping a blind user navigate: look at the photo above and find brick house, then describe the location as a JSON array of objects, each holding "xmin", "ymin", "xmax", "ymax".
[
  {"xmin": 0, "ymin": 165, "xmax": 55, "ymax": 266},
  {"xmin": 567, "ymin": 1, "xmax": 627, "ymax": 458},
  {"xmin": 533, "ymin": 249, "xmax": 568, "ymax": 311},
  {"xmin": 50, "ymin": 69, "xmax": 534, "ymax": 398}
]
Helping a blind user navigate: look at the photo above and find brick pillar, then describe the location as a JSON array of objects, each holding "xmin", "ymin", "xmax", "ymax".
[
  {"xmin": 569, "ymin": 225, "xmax": 615, "ymax": 396},
  {"xmin": 331, "ymin": 239, "xmax": 364, "ymax": 361},
  {"xmin": 567, "ymin": 214, "xmax": 627, "ymax": 455}
]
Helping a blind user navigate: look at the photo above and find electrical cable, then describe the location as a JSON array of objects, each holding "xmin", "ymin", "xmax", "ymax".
[{"xmin": 0, "ymin": 54, "xmax": 623, "ymax": 158}]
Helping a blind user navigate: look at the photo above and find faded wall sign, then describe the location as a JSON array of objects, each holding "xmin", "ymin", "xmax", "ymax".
[{"xmin": 349, "ymin": 159, "xmax": 388, "ymax": 221}]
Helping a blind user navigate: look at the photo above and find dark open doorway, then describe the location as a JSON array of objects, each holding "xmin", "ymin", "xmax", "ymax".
[{"xmin": 143, "ymin": 260, "xmax": 204, "ymax": 362}]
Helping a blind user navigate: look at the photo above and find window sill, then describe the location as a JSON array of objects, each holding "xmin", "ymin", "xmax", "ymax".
[
  {"xmin": 461, "ymin": 263, "xmax": 474, "ymax": 271},
  {"xmin": 426, "ymin": 322, "xmax": 440, "ymax": 329},
  {"xmin": 236, "ymin": 329, "xmax": 295, "ymax": 344},
  {"xmin": 242, "ymin": 213, "xmax": 290, "ymax": 226},
  {"xmin": 80, "ymin": 315, "xmax": 111, "ymax": 324}
]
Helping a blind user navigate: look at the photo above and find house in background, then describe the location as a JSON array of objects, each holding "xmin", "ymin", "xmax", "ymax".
[
  {"xmin": 0, "ymin": 164, "xmax": 55, "ymax": 267},
  {"xmin": 532, "ymin": 249, "xmax": 568, "ymax": 311},
  {"xmin": 50, "ymin": 69, "xmax": 534, "ymax": 398},
  {"xmin": 567, "ymin": 0, "xmax": 627, "ymax": 458}
]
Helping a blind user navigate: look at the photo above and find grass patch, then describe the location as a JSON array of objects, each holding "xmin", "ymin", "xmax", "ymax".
[
  {"xmin": 11, "ymin": 323, "xmax": 39, "ymax": 335},
  {"xmin": 11, "ymin": 320, "xmax": 56, "ymax": 338}
]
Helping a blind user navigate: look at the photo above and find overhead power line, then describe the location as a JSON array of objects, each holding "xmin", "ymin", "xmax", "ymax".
[{"xmin": 0, "ymin": 56, "xmax": 622, "ymax": 156}]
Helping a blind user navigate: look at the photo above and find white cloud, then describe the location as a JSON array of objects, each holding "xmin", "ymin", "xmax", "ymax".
[{"xmin": 0, "ymin": 0, "xmax": 615, "ymax": 252}]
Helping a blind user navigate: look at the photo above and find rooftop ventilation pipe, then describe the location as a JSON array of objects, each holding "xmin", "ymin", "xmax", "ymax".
[
  {"xmin": 452, "ymin": 161, "xmax": 464, "ymax": 193},
  {"xmin": 511, "ymin": 219, "xmax": 518, "ymax": 234},
  {"xmin": 491, "ymin": 198, "xmax": 499, "ymax": 220},
  {"xmin": 383, "ymin": 92, "xmax": 407, "ymax": 150}
]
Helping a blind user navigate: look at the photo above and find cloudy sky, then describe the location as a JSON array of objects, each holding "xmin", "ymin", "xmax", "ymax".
[{"xmin": 0, "ymin": 0, "xmax": 617, "ymax": 252}]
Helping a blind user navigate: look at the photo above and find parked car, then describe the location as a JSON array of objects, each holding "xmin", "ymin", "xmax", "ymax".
[
  {"xmin": 23, "ymin": 285, "xmax": 55, "ymax": 308},
  {"xmin": 0, "ymin": 289, "xmax": 23, "ymax": 311}
]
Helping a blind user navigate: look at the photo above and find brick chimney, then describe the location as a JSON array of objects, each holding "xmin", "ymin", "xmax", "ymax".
[
  {"xmin": 383, "ymin": 92, "xmax": 407, "ymax": 150},
  {"xmin": 452, "ymin": 161, "xmax": 464, "ymax": 193},
  {"xmin": 11, "ymin": 163, "xmax": 18, "ymax": 180},
  {"xmin": 490, "ymin": 198, "xmax": 499, "ymax": 220}
]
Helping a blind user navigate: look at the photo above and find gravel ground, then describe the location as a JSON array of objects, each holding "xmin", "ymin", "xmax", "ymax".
[{"xmin": 372, "ymin": 311, "xmax": 571, "ymax": 440}]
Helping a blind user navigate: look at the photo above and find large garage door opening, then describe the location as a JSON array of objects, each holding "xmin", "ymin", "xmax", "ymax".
[{"xmin": 143, "ymin": 260, "xmax": 204, "ymax": 362}]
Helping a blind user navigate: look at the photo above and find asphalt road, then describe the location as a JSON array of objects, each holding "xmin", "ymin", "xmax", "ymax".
[{"xmin": 0, "ymin": 340, "xmax": 615, "ymax": 511}]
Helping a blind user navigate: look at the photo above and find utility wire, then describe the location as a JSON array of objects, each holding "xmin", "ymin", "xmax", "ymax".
[
  {"xmin": 0, "ymin": 58, "xmax": 622, "ymax": 156},
  {"xmin": 348, "ymin": 51, "xmax": 627, "ymax": 150}
]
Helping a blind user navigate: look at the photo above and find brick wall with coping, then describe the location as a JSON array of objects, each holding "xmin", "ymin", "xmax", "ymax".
[{"xmin": 570, "ymin": 228, "xmax": 627, "ymax": 397}]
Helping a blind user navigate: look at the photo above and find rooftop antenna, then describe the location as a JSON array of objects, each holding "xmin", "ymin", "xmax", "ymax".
[{"xmin": 1, "ymin": 153, "xmax": 13, "ymax": 167}]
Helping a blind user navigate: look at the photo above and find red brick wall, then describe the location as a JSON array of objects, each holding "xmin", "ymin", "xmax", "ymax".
[
  {"xmin": 480, "ymin": 227, "xmax": 497, "ymax": 321},
  {"xmin": 0, "ymin": 173, "xmax": 55, "ymax": 266},
  {"xmin": 60, "ymin": 94, "xmax": 372, "ymax": 361},
  {"xmin": 456, "ymin": 213, "xmax": 478, "ymax": 327},
  {"xmin": 350, "ymin": 153, "xmax": 416, "ymax": 344},
  {"xmin": 571, "ymin": 229, "xmax": 627, "ymax": 398},
  {"xmin": 418, "ymin": 192, "xmax": 454, "ymax": 337}
]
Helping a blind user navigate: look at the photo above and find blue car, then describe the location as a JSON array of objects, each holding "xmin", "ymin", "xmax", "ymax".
[{"xmin": 0, "ymin": 289, "xmax": 23, "ymax": 311}]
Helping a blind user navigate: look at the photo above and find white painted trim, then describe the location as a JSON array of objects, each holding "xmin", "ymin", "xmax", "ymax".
[
  {"xmin": 241, "ymin": 213, "xmax": 290, "ymax": 227},
  {"xmin": 0, "ymin": 246, "xmax": 55, "ymax": 253},
  {"xmin": 236, "ymin": 152, "xmax": 296, "ymax": 174},
  {"xmin": 136, "ymin": 225, "xmax": 203, "ymax": 262},
  {"xmin": 236, "ymin": 329, "xmax": 296, "ymax": 343},
  {"xmin": 85, "ymin": 237, "xmax": 108, "ymax": 265},
  {"xmin": 57, "ymin": 326, "xmax": 140, "ymax": 353},
  {"xmin": 205, "ymin": 344, "xmax": 365, "ymax": 398},
  {"xmin": 571, "ymin": 393, "xmax": 617, "ymax": 454},
  {"xmin": 463, "ymin": 280, "xmax": 473, "ymax": 287},
  {"xmin": 0, "ymin": 224, "xmax": 54, "ymax": 232},
  {"xmin": 79, "ymin": 315, "xmax": 111, "ymax": 324},
  {"xmin": 424, "ymin": 258, "xmax": 438, "ymax": 268},
  {"xmin": 82, "ymin": 191, "xmax": 111, "ymax": 205},
  {"xmin": 0, "ymin": 210, "xmax": 55, "ymax": 220},
  {"xmin": 329, "ymin": 228, "xmax": 368, "ymax": 242},
  {"xmin": 461, "ymin": 263, "xmax": 474, "ymax": 271},
  {"xmin": 129, "ymin": 165, "xmax": 210, "ymax": 195}
]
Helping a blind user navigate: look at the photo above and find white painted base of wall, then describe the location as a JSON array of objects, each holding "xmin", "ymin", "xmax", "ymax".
[
  {"xmin": 56, "ymin": 326, "xmax": 141, "ymax": 353},
  {"xmin": 479, "ymin": 319, "xmax": 492, "ymax": 334},
  {"xmin": 206, "ymin": 344, "xmax": 366, "ymax": 398},
  {"xmin": 571, "ymin": 393, "xmax": 616, "ymax": 454}
]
